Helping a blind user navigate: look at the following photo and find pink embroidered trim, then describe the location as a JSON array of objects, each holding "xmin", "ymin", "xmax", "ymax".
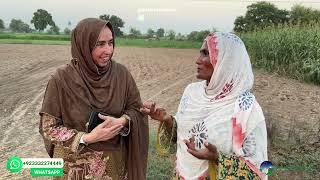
[
  {"xmin": 88, "ymin": 152, "xmax": 106, "ymax": 178},
  {"xmin": 49, "ymin": 127, "xmax": 75, "ymax": 141},
  {"xmin": 212, "ymin": 79, "xmax": 234, "ymax": 101},
  {"xmin": 206, "ymin": 33, "xmax": 218, "ymax": 66}
]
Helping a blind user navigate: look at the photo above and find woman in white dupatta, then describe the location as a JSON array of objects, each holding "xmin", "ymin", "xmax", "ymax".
[{"xmin": 141, "ymin": 32, "xmax": 268, "ymax": 180}]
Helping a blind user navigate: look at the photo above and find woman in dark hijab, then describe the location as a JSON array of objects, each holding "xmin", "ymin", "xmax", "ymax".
[{"xmin": 39, "ymin": 18, "xmax": 149, "ymax": 180}]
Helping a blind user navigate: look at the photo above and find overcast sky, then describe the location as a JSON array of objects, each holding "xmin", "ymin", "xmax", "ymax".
[{"xmin": 1, "ymin": 0, "xmax": 319, "ymax": 34}]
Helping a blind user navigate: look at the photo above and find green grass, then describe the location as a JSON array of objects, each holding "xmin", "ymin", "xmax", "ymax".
[
  {"xmin": 0, "ymin": 39, "xmax": 70, "ymax": 45},
  {"xmin": 0, "ymin": 33, "xmax": 201, "ymax": 49},
  {"xmin": 147, "ymin": 129, "xmax": 174, "ymax": 180},
  {"xmin": 117, "ymin": 38, "xmax": 201, "ymax": 49},
  {"xmin": 0, "ymin": 33, "xmax": 70, "ymax": 41}
]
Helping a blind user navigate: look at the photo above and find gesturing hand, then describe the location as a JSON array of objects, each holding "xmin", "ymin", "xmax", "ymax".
[
  {"xmin": 184, "ymin": 135, "xmax": 219, "ymax": 161},
  {"xmin": 140, "ymin": 101, "xmax": 170, "ymax": 122}
]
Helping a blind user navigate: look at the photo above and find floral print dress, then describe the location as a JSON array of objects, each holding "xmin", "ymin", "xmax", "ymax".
[
  {"xmin": 40, "ymin": 113, "xmax": 128, "ymax": 180},
  {"xmin": 157, "ymin": 118, "xmax": 260, "ymax": 180}
]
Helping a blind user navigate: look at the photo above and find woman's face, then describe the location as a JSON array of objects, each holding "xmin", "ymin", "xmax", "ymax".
[
  {"xmin": 91, "ymin": 27, "xmax": 114, "ymax": 67},
  {"xmin": 196, "ymin": 41, "xmax": 214, "ymax": 81}
]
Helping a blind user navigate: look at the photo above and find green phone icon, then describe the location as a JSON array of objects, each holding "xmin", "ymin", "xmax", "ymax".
[{"xmin": 7, "ymin": 156, "xmax": 23, "ymax": 173}]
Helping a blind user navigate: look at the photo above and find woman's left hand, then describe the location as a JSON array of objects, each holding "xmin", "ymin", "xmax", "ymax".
[
  {"xmin": 98, "ymin": 114, "xmax": 128, "ymax": 127},
  {"xmin": 184, "ymin": 136, "xmax": 219, "ymax": 161}
]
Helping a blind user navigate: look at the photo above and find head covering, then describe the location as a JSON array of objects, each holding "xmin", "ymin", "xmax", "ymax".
[
  {"xmin": 40, "ymin": 18, "xmax": 148, "ymax": 180},
  {"xmin": 71, "ymin": 17, "xmax": 114, "ymax": 78},
  {"xmin": 174, "ymin": 32, "xmax": 267, "ymax": 179},
  {"xmin": 205, "ymin": 32, "xmax": 254, "ymax": 100}
]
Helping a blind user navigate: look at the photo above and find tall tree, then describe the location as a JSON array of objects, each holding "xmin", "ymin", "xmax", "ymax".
[
  {"xmin": 48, "ymin": 25, "xmax": 60, "ymax": 34},
  {"xmin": 0, "ymin": 19, "xmax": 4, "ymax": 29},
  {"xmin": 156, "ymin": 28, "xmax": 165, "ymax": 38},
  {"xmin": 147, "ymin": 28, "xmax": 155, "ymax": 38},
  {"xmin": 234, "ymin": 16, "xmax": 249, "ymax": 32},
  {"xmin": 290, "ymin": 5, "xmax": 320, "ymax": 25},
  {"xmin": 31, "ymin": 9, "xmax": 55, "ymax": 32},
  {"xmin": 64, "ymin": 28, "xmax": 71, "ymax": 35},
  {"xmin": 187, "ymin": 30, "xmax": 210, "ymax": 41},
  {"xmin": 9, "ymin": 19, "xmax": 31, "ymax": 33},
  {"xmin": 176, "ymin": 33, "xmax": 184, "ymax": 40},
  {"xmin": 196, "ymin": 30, "xmax": 210, "ymax": 41},
  {"xmin": 129, "ymin": 27, "xmax": 141, "ymax": 38},
  {"xmin": 187, "ymin": 31, "xmax": 198, "ymax": 41},
  {"xmin": 166, "ymin": 30, "xmax": 176, "ymax": 40},
  {"xmin": 99, "ymin": 14, "xmax": 125, "ymax": 36},
  {"xmin": 233, "ymin": 1, "xmax": 290, "ymax": 32}
]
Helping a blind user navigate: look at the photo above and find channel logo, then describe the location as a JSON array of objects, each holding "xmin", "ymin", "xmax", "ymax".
[{"xmin": 260, "ymin": 161, "xmax": 273, "ymax": 175}]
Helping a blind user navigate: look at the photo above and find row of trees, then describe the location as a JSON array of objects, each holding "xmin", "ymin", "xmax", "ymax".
[
  {"xmin": 0, "ymin": 9, "xmax": 71, "ymax": 34},
  {"xmin": 0, "ymin": 9, "xmax": 127, "ymax": 35},
  {"xmin": 234, "ymin": 1, "xmax": 320, "ymax": 32},
  {"xmin": 127, "ymin": 28, "xmax": 215, "ymax": 41},
  {"xmin": 0, "ymin": 17, "xmax": 71, "ymax": 34},
  {"xmin": 0, "ymin": 9, "xmax": 210, "ymax": 41},
  {"xmin": 1, "ymin": 2, "xmax": 319, "ymax": 38},
  {"xmin": 128, "ymin": 28, "xmax": 171, "ymax": 39}
]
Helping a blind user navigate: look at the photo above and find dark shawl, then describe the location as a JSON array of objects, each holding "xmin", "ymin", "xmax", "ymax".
[{"xmin": 40, "ymin": 18, "xmax": 149, "ymax": 180}]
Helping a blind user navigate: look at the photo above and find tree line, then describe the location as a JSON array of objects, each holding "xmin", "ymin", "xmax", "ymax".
[
  {"xmin": 234, "ymin": 1, "xmax": 320, "ymax": 32},
  {"xmin": 0, "ymin": 1, "xmax": 319, "ymax": 40},
  {"xmin": 0, "ymin": 9, "xmax": 70, "ymax": 34}
]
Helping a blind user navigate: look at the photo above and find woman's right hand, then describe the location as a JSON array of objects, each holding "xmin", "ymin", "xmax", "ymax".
[
  {"xmin": 140, "ymin": 101, "xmax": 171, "ymax": 122},
  {"xmin": 83, "ymin": 119, "xmax": 123, "ymax": 144}
]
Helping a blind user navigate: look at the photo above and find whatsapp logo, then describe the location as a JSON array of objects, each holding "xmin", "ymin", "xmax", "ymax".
[{"xmin": 7, "ymin": 156, "xmax": 23, "ymax": 173}]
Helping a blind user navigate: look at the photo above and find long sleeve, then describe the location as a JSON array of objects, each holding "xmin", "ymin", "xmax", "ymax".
[
  {"xmin": 123, "ymin": 70, "xmax": 145, "ymax": 122},
  {"xmin": 156, "ymin": 85, "xmax": 189, "ymax": 156},
  {"xmin": 39, "ymin": 78, "xmax": 86, "ymax": 157},
  {"xmin": 39, "ymin": 113, "xmax": 86, "ymax": 155},
  {"xmin": 121, "ymin": 67, "xmax": 149, "ymax": 180},
  {"xmin": 119, "ymin": 114, "xmax": 131, "ymax": 136}
]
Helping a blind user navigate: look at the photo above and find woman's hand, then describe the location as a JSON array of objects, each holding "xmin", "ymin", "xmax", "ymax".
[
  {"xmin": 83, "ymin": 117, "xmax": 123, "ymax": 144},
  {"xmin": 184, "ymin": 136, "xmax": 219, "ymax": 161},
  {"xmin": 98, "ymin": 113, "xmax": 128, "ymax": 127},
  {"xmin": 140, "ymin": 101, "xmax": 171, "ymax": 122}
]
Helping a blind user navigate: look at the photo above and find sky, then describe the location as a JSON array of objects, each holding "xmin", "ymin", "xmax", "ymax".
[{"xmin": 1, "ymin": 0, "xmax": 320, "ymax": 34}]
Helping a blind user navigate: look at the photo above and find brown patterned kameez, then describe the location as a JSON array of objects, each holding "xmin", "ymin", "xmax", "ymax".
[{"xmin": 39, "ymin": 18, "xmax": 148, "ymax": 180}]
